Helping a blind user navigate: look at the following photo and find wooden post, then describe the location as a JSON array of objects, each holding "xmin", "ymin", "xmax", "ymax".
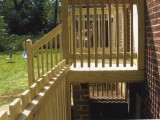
[
  {"xmin": 26, "ymin": 39, "xmax": 34, "ymax": 87},
  {"xmin": 137, "ymin": 0, "xmax": 145, "ymax": 70},
  {"xmin": 62, "ymin": 0, "xmax": 69, "ymax": 64}
]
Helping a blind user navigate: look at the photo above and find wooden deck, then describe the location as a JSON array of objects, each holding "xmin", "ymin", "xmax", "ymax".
[{"xmin": 68, "ymin": 59, "xmax": 144, "ymax": 83}]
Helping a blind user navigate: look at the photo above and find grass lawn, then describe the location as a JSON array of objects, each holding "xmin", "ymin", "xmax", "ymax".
[{"xmin": 0, "ymin": 51, "xmax": 28, "ymax": 106}]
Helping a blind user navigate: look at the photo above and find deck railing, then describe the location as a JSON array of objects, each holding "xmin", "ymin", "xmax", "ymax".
[
  {"xmin": 26, "ymin": 24, "xmax": 63, "ymax": 86},
  {"xmin": 0, "ymin": 23, "xmax": 70, "ymax": 120},
  {"xmin": 89, "ymin": 82, "xmax": 128, "ymax": 101},
  {"xmin": 67, "ymin": 0, "xmax": 144, "ymax": 70},
  {"xmin": 0, "ymin": 0, "xmax": 144, "ymax": 119}
]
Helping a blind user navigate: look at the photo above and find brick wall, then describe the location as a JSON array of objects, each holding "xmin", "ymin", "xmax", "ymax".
[
  {"xmin": 139, "ymin": 0, "xmax": 160, "ymax": 118},
  {"xmin": 72, "ymin": 83, "xmax": 89, "ymax": 120}
]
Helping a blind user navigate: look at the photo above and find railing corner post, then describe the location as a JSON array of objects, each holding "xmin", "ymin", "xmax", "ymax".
[{"xmin": 26, "ymin": 39, "xmax": 34, "ymax": 87}]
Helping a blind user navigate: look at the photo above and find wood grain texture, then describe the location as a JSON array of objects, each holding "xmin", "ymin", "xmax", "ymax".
[
  {"xmin": 9, "ymin": 98, "xmax": 22, "ymax": 120},
  {"xmin": 0, "ymin": 111, "xmax": 8, "ymax": 120},
  {"xmin": 67, "ymin": 70, "xmax": 144, "ymax": 83}
]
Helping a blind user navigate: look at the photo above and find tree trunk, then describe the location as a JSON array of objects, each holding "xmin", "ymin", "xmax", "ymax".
[{"xmin": 54, "ymin": 0, "xmax": 58, "ymax": 27}]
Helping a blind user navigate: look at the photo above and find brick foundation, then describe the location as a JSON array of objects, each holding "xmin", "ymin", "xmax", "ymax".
[{"xmin": 72, "ymin": 83, "xmax": 89, "ymax": 120}]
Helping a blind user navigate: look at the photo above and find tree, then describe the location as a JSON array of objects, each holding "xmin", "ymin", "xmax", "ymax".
[
  {"xmin": 0, "ymin": 16, "xmax": 8, "ymax": 51},
  {"xmin": 1, "ymin": 0, "xmax": 61, "ymax": 35},
  {"xmin": 13, "ymin": 0, "xmax": 26, "ymax": 11},
  {"xmin": 53, "ymin": 0, "xmax": 58, "ymax": 27}
]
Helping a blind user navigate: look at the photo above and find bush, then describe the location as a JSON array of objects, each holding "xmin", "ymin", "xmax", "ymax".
[{"xmin": 0, "ymin": 34, "xmax": 42, "ymax": 52}]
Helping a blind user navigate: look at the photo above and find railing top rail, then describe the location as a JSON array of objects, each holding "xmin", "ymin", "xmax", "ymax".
[
  {"xmin": 31, "ymin": 23, "xmax": 62, "ymax": 51},
  {"xmin": 68, "ymin": 0, "xmax": 137, "ymax": 5},
  {"xmin": 69, "ymin": 7, "xmax": 124, "ymax": 15}
]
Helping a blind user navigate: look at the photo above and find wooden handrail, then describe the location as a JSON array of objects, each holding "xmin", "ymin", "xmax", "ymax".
[{"xmin": 31, "ymin": 24, "xmax": 62, "ymax": 51}]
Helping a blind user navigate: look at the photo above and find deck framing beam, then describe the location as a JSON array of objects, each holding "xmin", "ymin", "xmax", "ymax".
[{"xmin": 67, "ymin": 70, "xmax": 144, "ymax": 83}]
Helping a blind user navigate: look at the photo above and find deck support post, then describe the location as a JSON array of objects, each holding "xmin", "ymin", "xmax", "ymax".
[
  {"xmin": 137, "ymin": 0, "xmax": 145, "ymax": 70},
  {"xmin": 62, "ymin": 0, "xmax": 69, "ymax": 64}
]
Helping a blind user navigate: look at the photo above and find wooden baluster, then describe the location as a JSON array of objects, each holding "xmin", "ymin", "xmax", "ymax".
[
  {"xmin": 41, "ymin": 46, "xmax": 44, "ymax": 76},
  {"xmin": 82, "ymin": 15, "xmax": 86, "ymax": 48},
  {"xmin": 79, "ymin": 0, "xmax": 83, "ymax": 67},
  {"xmin": 130, "ymin": 0, "xmax": 133, "ymax": 66},
  {"xmin": 93, "ymin": 83, "xmax": 95, "ymax": 97},
  {"xmin": 116, "ymin": 0, "xmax": 119, "ymax": 67},
  {"xmin": 109, "ymin": 0, "xmax": 112, "ymax": 67},
  {"xmin": 101, "ymin": 0, "xmax": 105, "ymax": 67},
  {"xmin": 37, "ymin": 49, "xmax": 40, "ymax": 78},
  {"xmin": 60, "ymin": 33, "xmax": 63, "ymax": 61},
  {"xmin": 71, "ymin": 0, "xmax": 76, "ymax": 67},
  {"xmin": 55, "ymin": 36, "xmax": 58, "ymax": 65},
  {"xmin": 123, "ymin": 0, "xmax": 127, "ymax": 67},
  {"xmin": 50, "ymin": 39, "xmax": 53, "ymax": 68},
  {"xmin": 106, "ymin": 83, "xmax": 108, "ymax": 98},
  {"xmin": 93, "ymin": 0, "xmax": 98, "ymax": 67},
  {"xmin": 125, "ymin": 83, "xmax": 128, "ymax": 100},
  {"xmin": 121, "ymin": 82, "xmax": 123, "ymax": 99},
  {"xmin": 98, "ymin": 15, "xmax": 101, "ymax": 48},
  {"xmin": 111, "ymin": 83, "xmax": 114, "ymax": 98},
  {"xmin": 97, "ymin": 83, "xmax": 99, "ymax": 97},
  {"xmin": 91, "ymin": 83, "xmax": 94, "ymax": 97},
  {"xmin": 101, "ymin": 83, "xmax": 103, "ymax": 98},
  {"xmin": 46, "ymin": 42, "xmax": 49, "ymax": 72},
  {"xmin": 87, "ymin": 0, "xmax": 90, "ymax": 67}
]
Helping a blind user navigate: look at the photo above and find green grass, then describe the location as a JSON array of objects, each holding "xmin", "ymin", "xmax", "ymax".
[
  {"xmin": 0, "ymin": 51, "xmax": 28, "ymax": 106},
  {"xmin": 0, "ymin": 49, "xmax": 62, "ymax": 106}
]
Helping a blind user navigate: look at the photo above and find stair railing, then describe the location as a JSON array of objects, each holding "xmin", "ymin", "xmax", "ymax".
[{"xmin": 26, "ymin": 24, "xmax": 62, "ymax": 86}]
